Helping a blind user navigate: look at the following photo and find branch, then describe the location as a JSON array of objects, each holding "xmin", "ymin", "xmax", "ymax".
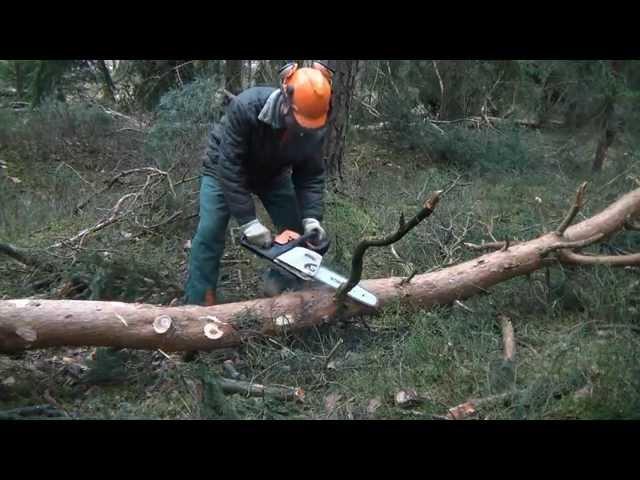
[
  {"xmin": 51, "ymin": 193, "xmax": 138, "ymax": 249},
  {"xmin": 216, "ymin": 377, "xmax": 305, "ymax": 402},
  {"xmin": 557, "ymin": 250, "xmax": 640, "ymax": 266},
  {"xmin": 335, "ymin": 191, "xmax": 442, "ymax": 302},
  {"xmin": 74, "ymin": 167, "xmax": 171, "ymax": 214},
  {"xmin": 539, "ymin": 233, "xmax": 605, "ymax": 257},
  {"xmin": 556, "ymin": 182, "xmax": 588, "ymax": 235}
]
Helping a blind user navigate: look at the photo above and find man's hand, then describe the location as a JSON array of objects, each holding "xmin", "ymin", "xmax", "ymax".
[
  {"xmin": 302, "ymin": 218, "xmax": 327, "ymax": 242},
  {"xmin": 242, "ymin": 219, "xmax": 272, "ymax": 248}
]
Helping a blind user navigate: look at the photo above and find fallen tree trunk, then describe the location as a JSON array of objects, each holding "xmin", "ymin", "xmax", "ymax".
[{"xmin": 2, "ymin": 187, "xmax": 640, "ymax": 353}]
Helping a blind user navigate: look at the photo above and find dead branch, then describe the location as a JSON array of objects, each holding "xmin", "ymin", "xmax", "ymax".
[
  {"xmin": 556, "ymin": 182, "xmax": 588, "ymax": 235},
  {"xmin": 323, "ymin": 337, "xmax": 344, "ymax": 370},
  {"xmin": 0, "ymin": 242, "xmax": 40, "ymax": 267},
  {"xmin": 51, "ymin": 193, "xmax": 138, "ymax": 249},
  {"xmin": 74, "ymin": 167, "xmax": 173, "ymax": 214},
  {"xmin": 336, "ymin": 191, "xmax": 442, "ymax": 302},
  {"xmin": 216, "ymin": 377, "xmax": 305, "ymax": 402}
]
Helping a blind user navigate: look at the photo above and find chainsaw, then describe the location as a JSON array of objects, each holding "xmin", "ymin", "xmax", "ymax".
[{"xmin": 240, "ymin": 229, "xmax": 378, "ymax": 308}]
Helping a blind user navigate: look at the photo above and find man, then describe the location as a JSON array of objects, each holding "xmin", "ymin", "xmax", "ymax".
[{"xmin": 184, "ymin": 61, "xmax": 333, "ymax": 306}]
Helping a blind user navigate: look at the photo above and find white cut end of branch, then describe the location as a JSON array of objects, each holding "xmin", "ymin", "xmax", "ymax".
[
  {"xmin": 274, "ymin": 314, "xmax": 295, "ymax": 327},
  {"xmin": 116, "ymin": 314, "xmax": 128, "ymax": 327},
  {"xmin": 153, "ymin": 315, "xmax": 172, "ymax": 334},
  {"xmin": 16, "ymin": 326, "xmax": 37, "ymax": 342},
  {"xmin": 203, "ymin": 323, "xmax": 224, "ymax": 340}
]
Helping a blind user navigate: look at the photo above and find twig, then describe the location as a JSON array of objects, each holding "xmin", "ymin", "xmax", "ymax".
[
  {"xmin": 56, "ymin": 162, "xmax": 94, "ymax": 187},
  {"xmin": 556, "ymin": 182, "xmax": 588, "ymax": 235},
  {"xmin": 454, "ymin": 300, "xmax": 474, "ymax": 313},
  {"xmin": 335, "ymin": 190, "xmax": 442, "ymax": 303},
  {"xmin": 323, "ymin": 338, "xmax": 344, "ymax": 370},
  {"xmin": 51, "ymin": 193, "xmax": 138, "ymax": 249},
  {"xmin": 399, "ymin": 268, "xmax": 418, "ymax": 286}
]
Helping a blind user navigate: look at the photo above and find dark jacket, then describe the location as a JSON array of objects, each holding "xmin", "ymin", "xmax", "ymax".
[{"xmin": 203, "ymin": 86, "xmax": 327, "ymax": 226}]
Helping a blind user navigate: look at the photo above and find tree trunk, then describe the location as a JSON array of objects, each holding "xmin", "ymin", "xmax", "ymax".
[
  {"xmin": 14, "ymin": 61, "xmax": 24, "ymax": 99},
  {"xmin": 592, "ymin": 61, "xmax": 620, "ymax": 173},
  {"xmin": 322, "ymin": 60, "xmax": 360, "ymax": 181},
  {"xmin": 224, "ymin": 60, "xmax": 243, "ymax": 96},
  {"xmin": 2, "ymin": 187, "xmax": 640, "ymax": 354},
  {"xmin": 96, "ymin": 60, "xmax": 116, "ymax": 104}
]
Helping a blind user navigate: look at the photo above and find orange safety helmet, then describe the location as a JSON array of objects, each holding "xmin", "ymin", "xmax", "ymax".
[{"xmin": 279, "ymin": 61, "xmax": 333, "ymax": 129}]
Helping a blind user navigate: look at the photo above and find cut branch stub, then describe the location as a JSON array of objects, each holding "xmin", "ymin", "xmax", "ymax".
[{"xmin": 153, "ymin": 315, "xmax": 172, "ymax": 334}]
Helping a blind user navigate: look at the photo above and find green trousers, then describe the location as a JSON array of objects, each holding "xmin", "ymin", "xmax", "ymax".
[{"xmin": 185, "ymin": 174, "xmax": 303, "ymax": 305}]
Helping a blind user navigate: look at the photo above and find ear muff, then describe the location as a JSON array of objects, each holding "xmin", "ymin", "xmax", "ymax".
[
  {"xmin": 279, "ymin": 62, "xmax": 298, "ymax": 85},
  {"xmin": 279, "ymin": 63, "xmax": 298, "ymax": 115},
  {"xmin": 312, "ymin": 61, "xmax": 334, "ymax": 84}
]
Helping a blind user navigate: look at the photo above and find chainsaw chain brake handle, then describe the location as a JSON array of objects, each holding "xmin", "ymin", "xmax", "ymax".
[{"xmin": 240, "ymin": 229, "xmax": 330, "ymax": 262}]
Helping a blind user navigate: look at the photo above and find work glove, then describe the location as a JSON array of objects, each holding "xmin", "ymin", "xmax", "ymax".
[
  {"xmin": 242, "ymin": 219, "xmax": 272, "ymax": 248},
  {"xmin": 302, "ymin": 218, "xmax": 327, "ymax": 243}
]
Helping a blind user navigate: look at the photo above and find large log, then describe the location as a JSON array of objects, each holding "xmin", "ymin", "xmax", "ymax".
[{"xmin": 1, "ymin": 187, "xmax": 640, "ymax": 354}]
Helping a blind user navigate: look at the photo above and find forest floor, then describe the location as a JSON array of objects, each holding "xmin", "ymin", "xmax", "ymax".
[{"xmin": 1, "ymin": 105, "xmax": 640, "ymax": 420}]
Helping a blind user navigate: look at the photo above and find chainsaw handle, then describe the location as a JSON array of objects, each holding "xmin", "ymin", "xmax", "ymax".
[
  {"xmin": 296, "ymin": 230, "xmax": 330, "ymax": 253},
  {"xmin": 240, "ymin": 229, "xmax": 330, "ymax": 260}
]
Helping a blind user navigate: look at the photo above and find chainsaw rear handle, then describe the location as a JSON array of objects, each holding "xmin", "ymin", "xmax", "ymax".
[{"xmin": 240, "ymin": 229, "xmax": 330, "ymax": 261}]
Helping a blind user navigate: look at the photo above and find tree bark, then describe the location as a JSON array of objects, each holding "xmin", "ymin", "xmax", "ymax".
[
  {"xmin": 96, "ymin": 60, "xmax": 116, "ymax": 104},
  {"xmin": 2, "ymin": 187, "xmax": 640, "ymax": 353},
  {"xmin": 592, "ymin": 97, "xmax": 616, "ymax": 173},
  {"xmin": 322, "ymin": 60, "xmax": 360, "ymax": 181},
  {"xmin": 14, "ymin": 61, "xmax": 24, "ymax": 100},
  {"xmin": 224, "ymin": 60, "xmax": 243, "ymax": 97}
]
